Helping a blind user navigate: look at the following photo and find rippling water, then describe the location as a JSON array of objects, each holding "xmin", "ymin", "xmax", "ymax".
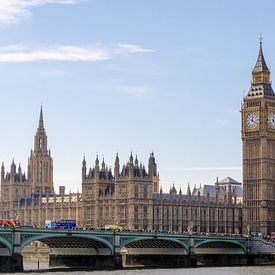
[{"xmin": 20, "ymin": 262, "xmax": 275, "ymax": 275}]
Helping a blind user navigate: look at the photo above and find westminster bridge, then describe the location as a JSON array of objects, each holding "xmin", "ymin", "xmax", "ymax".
[{"xmin": 0, "ymin": 228, "xmax": 274, "ymax": 272}]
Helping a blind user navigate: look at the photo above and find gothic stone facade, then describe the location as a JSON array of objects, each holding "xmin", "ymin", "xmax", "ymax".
[
  {"xmin": 0, "ymin": 107, "xmax": 242, "ymax": 233},
  {"xmin": 242, "ymin": 41, "xmax": 275, "ymax": 235},
  {"xmin": 82, "ymin": 155, "xmax": 242, "ymax": 233},
  {"xmin": 4, "ymin": 44, "xmax": 274, "ymax": 234},
  {"xmin": 0, "ymin": 108, "xmax": 83, "ymax": 227}
]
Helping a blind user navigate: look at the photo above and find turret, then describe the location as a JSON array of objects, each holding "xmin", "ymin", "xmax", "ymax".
[
  {"xmin": 18, "ymin": 163, "xmax": 22, "ymax": 181},
  {"xmin": 197, "ymin": 187, "xmax": 201, "ymax": 200},
  {"xmin": 88, "ymin": 167, "xmax": 92, "ymax": 178},
  {"xmin": 82, "ymin": 156, "xmax": 87, "ymax": 180},
  {"xmin": 95, "ymin": 154, "xmax": 100, "ymax": 180},
  {"xmin": 134, "ymin": 155, "xmax": 139, "ymax": 167},
  {"xmin": 148, "ymin": 152, "xmax": 157, "ymax": 178},
  {"xmin": 101, "ymin": 158, "xmax": 106, "ymax": 171},
  {"xmin": 171, "ymin": 183, "xmax": 177, "ymax": 195},
  {"xmin": 215, "ymin": 177, "xmax": 219, "ymax": 201},
  {"xmin": 1, "ymin": 162, "xmax": 4, "ymax": 181},
  {"xmin": 114, "ymin": 153, "xmax": 120, "ymax": 179},
  {"xmin": 192, "ymin": 184, "xmax": 196, "ymax": 195},
  {"xmin": 129, "ymin": 152, "xmax": 134, "ymax": 179},
  {"xmin": 18, "ymin": 163, "xmax": 22, "ymax": 175},
  {"xmin": 129, "ymin": 152, "xmax": 134, "ymax": 167},
  {"xmin": 10, "ymin": 159, "xmax": 16, "ymax": 176},
  {"xmin": 187, "ymin": 183, "xmax": 191, "ymax": 197}
]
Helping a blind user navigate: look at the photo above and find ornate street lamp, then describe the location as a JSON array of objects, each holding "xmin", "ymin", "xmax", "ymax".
[
  {"xmin": 187, "ymin": 221, "xmax": 194, "ymax": 236},
  {"xmin": 246, "ymin": 224, "xmax": 251, "ymax": 236}
]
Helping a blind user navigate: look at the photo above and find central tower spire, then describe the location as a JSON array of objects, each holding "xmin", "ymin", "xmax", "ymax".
[
  {"xmin": 39, "ymin": 105, "xmax": 44, "ymax": 130},
  {"xmin": 28, "ymin": 107, "xmax": 54, "ymax": 195},
  {"xmin": 34, "ymin": 105, "xmax": 47, "ymax": 152}
]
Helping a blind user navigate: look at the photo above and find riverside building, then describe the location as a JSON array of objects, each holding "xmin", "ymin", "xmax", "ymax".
[
  {"xmin": 0, "ymin": 108, "xmax": 243, "ymax": 233},
  {"xmin": 0, "ymin": 42, "xmax": 274, "ymax": 235}
]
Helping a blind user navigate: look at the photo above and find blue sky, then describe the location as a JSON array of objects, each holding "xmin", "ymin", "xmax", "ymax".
[{"xmin": 0, "ymin": 0, "xmax": 273, "ymax": 193}]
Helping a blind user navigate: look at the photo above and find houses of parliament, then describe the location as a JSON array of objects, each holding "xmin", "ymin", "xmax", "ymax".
[{"xmin": 0, "ymin": 42, "xmax": 274, "ymax": 235}]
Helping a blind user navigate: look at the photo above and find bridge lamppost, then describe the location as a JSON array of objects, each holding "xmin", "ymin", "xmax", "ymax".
[
  {"xmin": 259, "ymin": 223, "xmax": 263, "ymax": 237},
  {"xmin": 187, "ymin": 221, "xmax": 194, "ymax": 255},
  {"xmin": 246, "ymin": 224, "xmax": 251, "ymax": 256},
  {"xmin": 15, "ymin": 210, "xmax": 20, "ymax": 226},
  {"xmin": 246, "ymin": 224, "xmax": 251, "ymax": 237},
  {"xmin": 187, "ymin": 221, "xmax": 194, "ymax": 236},
  {"xmin": 187, "ymin": 221, "xmax": 196, "ymax": 266},
  {"xmin": 35, "ymin": 242, "xmax": 40, "ymax": 271}
]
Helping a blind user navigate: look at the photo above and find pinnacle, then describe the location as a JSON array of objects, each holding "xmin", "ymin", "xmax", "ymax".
[
  {"xmin": 253, "ymin": 41, "xmax": 269, "ymax": 73},
  {"xmin": 38, "ymin": 105, "xmax": 44, "ymax": 130}
]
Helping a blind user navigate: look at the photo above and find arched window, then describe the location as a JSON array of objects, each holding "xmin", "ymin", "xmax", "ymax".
[
  {"xmin": 39, "ymin": 162, "xmax": 42, "ymax": 182},
  {"xmin": 134, "ymin": 185, "xmax": 138, "ymax": 199},
  {"xmin": 144, "ymin": 187, "xmax": 147, "ymax": 199},
  {"xmin": 39, "ymin": 138, "xmax": 43, "ymax": 148}
]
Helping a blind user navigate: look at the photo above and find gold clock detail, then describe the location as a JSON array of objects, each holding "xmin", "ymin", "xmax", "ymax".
[
  {"xmin": 268, "ymin": 112, "xmax": 275, "ymax": 129},
  {"xmin": 246, "ymin": 112, "xmax": 259, "ymax": 129}
]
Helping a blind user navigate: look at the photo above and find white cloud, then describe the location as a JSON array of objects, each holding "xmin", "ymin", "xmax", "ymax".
[
  {"xmin": 117, "ymin": 44, "xmax": 155, "ymax": 54},
  {"xmin": 0, "ymin": 43, "xmax": 153, "ymax": 62},
  {"xmin": 0, "ymin": 45, "xmax": 110, "ymax": 62},
  {"xmin": 0, "ymin": 0, "xmax": 80, "ymax": 25}
]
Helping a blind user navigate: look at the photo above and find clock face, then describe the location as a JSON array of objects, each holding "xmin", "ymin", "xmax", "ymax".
[
  {"xmin": 246, "ymin": 112, "xmax": 259, "ymax": 129},
  {"xmin": 268, "ymin": 112, "xmax": 275, "ymax": 129}
]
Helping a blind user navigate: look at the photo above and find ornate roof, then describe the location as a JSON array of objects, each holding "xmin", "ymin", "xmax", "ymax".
[
  {"xmin": 253, "ymin": 41, "xmax": 269, "ymax": 73},
  {"xmin": 246, "ymin": 41, "xmax": 275, "ymax": 98},
  {"xmin": 219, "ymin": 176, "xmax": 241, "ymax": 185}
]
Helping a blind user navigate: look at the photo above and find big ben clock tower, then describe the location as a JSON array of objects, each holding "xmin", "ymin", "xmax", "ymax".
[{"xmin": 242, "ymin": 40, "xmax": 275, "ymax": 235}]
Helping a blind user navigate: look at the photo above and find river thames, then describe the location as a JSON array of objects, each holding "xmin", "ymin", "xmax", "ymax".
[{"xmin": 19, "ymin": 263, "xmax": 275, "ymax": 275}]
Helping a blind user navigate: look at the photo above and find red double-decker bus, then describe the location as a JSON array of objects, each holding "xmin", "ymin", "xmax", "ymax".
[{"xmin": 0, "ymin": 219, "xmax": 19, "ymax": 227}]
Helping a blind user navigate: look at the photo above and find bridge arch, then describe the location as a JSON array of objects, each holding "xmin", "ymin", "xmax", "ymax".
[
  {"xmin": 0, "ymin": 236, "xmax": 12, "ymax": 256},
  {"xmin": 194, "ymin": 239, "xmax": 246, "ymax": 254},
  {"xmin": 20, "ymin": 233, "xmax": 114, "ymax": 255},
  {"xmin": 120, "ymin": 237, "xmax": 189, "ymax": 255}
]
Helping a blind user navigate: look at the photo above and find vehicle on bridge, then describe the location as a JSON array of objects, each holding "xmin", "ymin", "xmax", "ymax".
[
  {"xmin": 104, "ymin": 224, "xmax": 123, "ymax": 231},
  {"xmin": 0, "ymin": 219, "xmax": 19, "ymax": 227},
  {"xmin": 45, "ymin": 219, "xmax": 76, "ymax": 229},
  {"xmin": 251, "ymin": 231, "xmax": 263, "ymax": 237}
]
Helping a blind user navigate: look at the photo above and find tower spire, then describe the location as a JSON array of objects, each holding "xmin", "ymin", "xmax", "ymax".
[
  {"xmin": 39, "ymin": 105, "xmax": 44, "ymax": 130},
  {"xmin": 253, "ymin": 36, "xmax": 269, "ymax": 73},
  {"xmin": 29, "ymin": 106, "xmax": 53, "ymax": 195},
  {"xmin": 34, "ymin": 106, "xmax": 47, "ymax": 152},
  {"xmin": 246, "ymin": 38, "xmax": 274, "ymax": 98}
]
